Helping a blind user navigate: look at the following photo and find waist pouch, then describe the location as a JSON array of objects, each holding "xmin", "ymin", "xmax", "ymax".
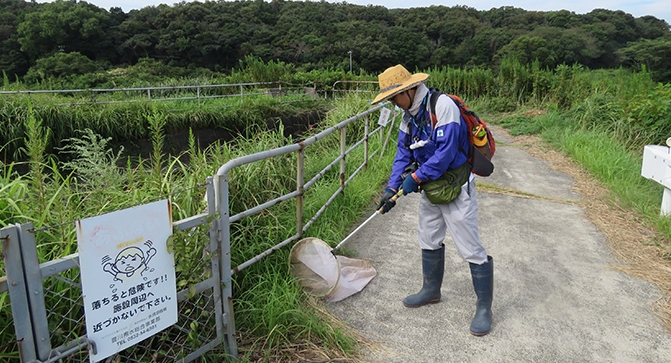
[{"xmin": 420, "ymin": 162, "xmax": 470, "ymax": 204}]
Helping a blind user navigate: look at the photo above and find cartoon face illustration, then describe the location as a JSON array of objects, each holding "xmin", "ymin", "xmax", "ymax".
[
  {"xmin": 103, "ymin": 241, "xmax": 157, "ymax": 283},
  {"xmin": 114, "ymin": 247, "xmax": 144, "ymax": 273}
]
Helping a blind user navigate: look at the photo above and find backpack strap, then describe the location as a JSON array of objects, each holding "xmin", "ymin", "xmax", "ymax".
[
  {"xmin": 428, "ymin": 91, "xmax": 474, "ymax": 191},
  {"xmin": 404, "ymin": 93, "xmax": 432, "ymax": 150},
  {"xmin": 428, "ymin": 91, "xmax": 472, "ymax": 161},
  {"xmin": 428, "ymin": 91, "xmax": 441, "ymax": 130}
]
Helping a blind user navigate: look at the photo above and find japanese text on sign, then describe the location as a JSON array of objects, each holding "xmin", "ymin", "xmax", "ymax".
[{"xmin": 77, "ymin": 199, "xmax": 177, "ymax": 363}]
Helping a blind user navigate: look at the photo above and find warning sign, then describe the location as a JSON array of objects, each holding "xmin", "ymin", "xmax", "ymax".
[
  {"xmin": 377, "ymin": 107, "xmax": 392, "ymax": 126},
  {"xmin": 77, "ymin": 199, "xmax": 177, "ymax": 362}
]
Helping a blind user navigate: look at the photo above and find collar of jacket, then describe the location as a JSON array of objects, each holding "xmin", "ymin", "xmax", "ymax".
[{"xmin": 408, "ymin": 83, "xmax": 429, "ymax": 117}]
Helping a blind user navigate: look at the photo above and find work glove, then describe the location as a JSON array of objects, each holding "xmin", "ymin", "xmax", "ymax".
[
  {"xmin": 402, "ymin": 173, "xmax": 420, "ymax": 195},
  {"xmin": 377, "ymin": 187, "xmax": 397, "ymax": 214}
]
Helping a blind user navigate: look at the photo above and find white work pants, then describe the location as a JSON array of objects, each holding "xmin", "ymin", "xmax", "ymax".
[{"xmin": 417, "ymin": 175, "xmax": 488, "ymax": 264}]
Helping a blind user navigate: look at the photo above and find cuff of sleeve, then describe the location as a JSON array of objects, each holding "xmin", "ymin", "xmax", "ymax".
[{"xmin": 412, "ymin": 173, "xmax": 421, "ymax": 183}]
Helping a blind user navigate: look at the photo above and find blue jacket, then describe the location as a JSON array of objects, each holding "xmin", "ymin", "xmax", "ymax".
[{"xmin": 387, "ymin": 85, "xmax": 469, "ymax": 191}]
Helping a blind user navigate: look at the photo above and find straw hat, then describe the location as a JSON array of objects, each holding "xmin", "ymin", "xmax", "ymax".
[{"xmin": 371, "ymin": 65, "xmax": 429, "ymax": 105}]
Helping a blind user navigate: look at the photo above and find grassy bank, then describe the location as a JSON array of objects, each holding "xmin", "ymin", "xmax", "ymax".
[
  {"xmin": 496, "ymin": 95, "xmax": 671, "ymax": 243},
  {"xmin": 0, "ymin": 95, "xmax": 330, "ymax": 163},
  {"xmin": 0, "ymin": 94, "xmax": 396, "ymax": 361}
]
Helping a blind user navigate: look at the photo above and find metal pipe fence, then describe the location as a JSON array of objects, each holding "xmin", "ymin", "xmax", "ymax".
[
  {"xmin": 0, "ymin": 80, "xmax": 381, "ymax": 112},
  {"xmin": 1, "ymin": 179, "xmax": 230, "ymax": 362},
  {"xmin": 0, "ymin": 81, "xmax": 324, "ymax": 109},
  {"xmin": 331, "ymin": 80, "xmax": 378, "ymax": 99},
  {"xmin": 1, "ymin": 100, "xmax": 397, "ymax": 362}
]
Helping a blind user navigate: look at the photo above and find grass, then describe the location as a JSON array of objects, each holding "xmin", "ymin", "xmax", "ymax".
[
  {"xmin": 3, "ymin": 62, "xmax": 671, "ymax": 360},
  {"xmin": 0, "ymin": 93, "xmax": 395, "ymax": 362},
  {"xmin": 497, "ymin": 106, "xmax": 670, "ymax": 241},
  {"xmin": 226, "ymin": 94, "xmax": 396, "ymax": 361},
  {"xmin": 491, "ymin": 90, "xmax": 671, "ymax": 333},
  {"xmin": 0, "ymin": 91, "xmax": 329, "ymax": 162}
]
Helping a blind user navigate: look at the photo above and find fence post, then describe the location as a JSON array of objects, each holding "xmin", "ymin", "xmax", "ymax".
[
  {"xmin": 364, "ymin": 115, "xmax": 369, "ymax": 170},
  {"xmin": 380, "ymin": 109, "xmax": 398, "ymax": 161},
  {"xmin": 240, "ymin": 85, "xmax": 244, "ymax": 106},
  {"xmin": 147, "ymin": 89, "xmax": 152, "ymax": 101},
  {"xmin": 1, "ymin": 224, "xmax": 38, "ymax": 362},
  {"xmin": 205, "ymin": 177, "xmax": 226, "ymax": 345},
  {"xmin": 296, "ymin": 149, "xmax": 305, "ymax": 237},
  {"xmin": 340, "ymin": 127, "xmax": 346, "ymax": 190},
  {"xmin": 17, "ymin": 223, "xmax": 52, "ymax": 361},
  {"xmin": 215, "ymin": 175, "xmax": 239, "ymax": 359},
  {"xmin": 197, "ymin": 86, "xmax": 201, "ymax": 109}
]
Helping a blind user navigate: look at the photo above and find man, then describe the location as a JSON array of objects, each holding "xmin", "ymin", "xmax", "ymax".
[{"xmin": 372, "ymin": 64, "xmax": 494, "ymax": 336}]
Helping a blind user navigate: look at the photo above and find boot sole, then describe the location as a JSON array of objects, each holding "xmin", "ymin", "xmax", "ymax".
[
  {"xmin": 470, "ymin": 330, "xmax": 490, "ymax": 336},
  {"xmin": 402, "ymin": 298, "xmax": 440, "ymax": 308}
]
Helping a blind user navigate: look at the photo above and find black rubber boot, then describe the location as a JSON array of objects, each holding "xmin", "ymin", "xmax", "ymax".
[
  {"xmin": 402, "ymin": 245, "xmax": 445, "ymax": 308},
  {"xmin": 469, "ymin": 256, "xmax": 493, "ymax": 336}
]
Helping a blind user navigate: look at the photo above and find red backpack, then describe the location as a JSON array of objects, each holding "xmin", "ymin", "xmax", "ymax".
[{"xmin": 428, "ymin": 91, "xmax": 496, "ymax": 177}]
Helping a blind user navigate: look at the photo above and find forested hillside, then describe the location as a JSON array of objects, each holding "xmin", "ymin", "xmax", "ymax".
[{"xmin": 1, "ymin": 0, "xmax": 670, "ymax": 84}]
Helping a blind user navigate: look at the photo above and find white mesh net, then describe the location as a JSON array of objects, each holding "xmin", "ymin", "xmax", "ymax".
[{"xmin": 289, "ymin": 237, "xmax": 376, "ymax": 302}]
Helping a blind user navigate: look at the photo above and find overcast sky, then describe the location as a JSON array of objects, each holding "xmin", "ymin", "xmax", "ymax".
[{"xmin": 39, "ymin": 0, "xmax": 671, "ymax": 25}]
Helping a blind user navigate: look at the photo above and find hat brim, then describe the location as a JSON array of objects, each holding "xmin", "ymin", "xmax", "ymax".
[{"xmin": 371, "ymin": 73, "xmax": 429, "ymax": 105}]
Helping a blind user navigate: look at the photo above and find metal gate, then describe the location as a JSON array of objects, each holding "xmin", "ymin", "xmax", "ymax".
[
  {"xmin": 1, "ymin": 101, "xmax": 396, "ymax": 362},
  {"xmin": 1, "ymin": 178, "xmax": 236, "ymax": 362}
]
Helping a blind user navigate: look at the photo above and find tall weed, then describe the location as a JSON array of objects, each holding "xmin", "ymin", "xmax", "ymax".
[
  {"xmin": 0, "ymin": 163, "xmax": 28, "ymax": 227},
  {"xmin": 58, "ymin": 129, "xmax": 125, "ymax": 189},
  {"xmin": 22, "ymin": 103, "xmax": 50, "ymax": 209},
  {"xmin": 0, "ymin": 91, "xmax": 395, "ymax": 360},
  {"xmin": 619, "ymin": 83, "xmax": 671, "ymax": 146},
  {"xmin": 146, "ymin": 104, "xmax": 168, "ymax": 183}
]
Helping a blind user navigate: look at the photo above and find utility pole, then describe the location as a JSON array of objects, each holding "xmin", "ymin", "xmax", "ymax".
[{"xmin": 348, "ymin": 50, "xmax": 352, "ymax": 73}]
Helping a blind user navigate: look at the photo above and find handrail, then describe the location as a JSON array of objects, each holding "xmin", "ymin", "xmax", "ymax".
[
  {"xmin": 216, "ymin": 104, "xmax": 384, "ymax": 176},
  {"xmin": 215, "ymin": 102, "xmax": 390, "ymax": 276},
  {"xmin": 208, "ymin": 100, "xmax": 392, "ymax": 360},
  {"xmin": 0, "ymin": 81, "xmax": 310, "ymax": 95},
  {"xmin": 0, "ymin": 81, "xmax": 322, "ymax": 108},
  {"xmin": 331, "ymin": 80, "xmax": 378, "ymax": 89},
  {"xmin": 331, "ymin": 80, "xmax": 379, "ymax": 99}
]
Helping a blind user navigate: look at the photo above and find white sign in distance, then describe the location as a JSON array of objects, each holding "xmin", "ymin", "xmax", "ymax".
[
  {"xmin": 377, "ymin": 107, "xmax": 392, "ymax": 126},
  {"xmin": 77, "ymin": 199, "xmax": 177, "ymax": 362}
]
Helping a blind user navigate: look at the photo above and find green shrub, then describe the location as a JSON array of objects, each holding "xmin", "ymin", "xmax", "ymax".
[
  {"xmin": 24, "ymin": 52, "xmax": 99, "ymax": 84},
  {"xmin": 622, "ymin": 83, "xmax": 671, "ymax": 145}
]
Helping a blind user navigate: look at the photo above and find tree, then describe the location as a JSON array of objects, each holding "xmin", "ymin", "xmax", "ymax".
[
  {"xmin": 619, "ymin": 37, "xmax": 671, "ymax": 82},
  {"xmin": 457, "ymin": 27, "xmax": 518, "ymax": 66},
  {"xmin": 482, "ymin": 6, "xmax": 527, "ymax": 28},
  {"xmin": 24, "ymin": 51, "xmax": 99, "ymax": 83},
  {"xmin": 0, "ymin": 0, "xmax": 36, "ymax": 79},
  {"xmin": 544, "ymin": 10, "xmax": 581, "ymax": 29},
  {"xmin": 1, "ymin": 0, "xmax": 670, "ymax": 81},
  {"xmin": 496, "ymin": 35, "xmax": 552, "ymax": 67},
  {"xmin": 17, "ymin": 0, "xmax": 116, "ymax": 64},
  {"xmin": 635, "ymin": 16, "xmax": 670, "ymax": 40}
]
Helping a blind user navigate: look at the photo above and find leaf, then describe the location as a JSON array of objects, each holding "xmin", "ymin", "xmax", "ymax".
[{"xmin": 166, "ymin": 235, "xmax": 175, "ymax": 254}]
